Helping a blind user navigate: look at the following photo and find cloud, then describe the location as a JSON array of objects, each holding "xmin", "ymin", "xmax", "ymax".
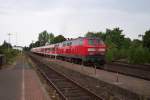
[{"xmin": 0, "ymin": 0, "xmax": 150, "ymax": 46}]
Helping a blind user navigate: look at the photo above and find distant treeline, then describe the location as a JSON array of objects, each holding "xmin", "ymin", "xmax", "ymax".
[{"xmin": 24, "ymin": 27, "xmax": 150, "ymax": 64}]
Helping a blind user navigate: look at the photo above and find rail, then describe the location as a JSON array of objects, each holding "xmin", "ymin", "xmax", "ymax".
[{"xmin": 28, "ymin": 52, "xmax": 104, "ymax": 100}]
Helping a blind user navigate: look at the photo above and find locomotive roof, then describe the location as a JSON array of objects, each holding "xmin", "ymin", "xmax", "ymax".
[
  {"xmin": 62, "ymin": 37, "xmax": 101, "ymax": 42},
  {"xmin": 31, "ymin": 37, "xmax": 102, "ymax": 50}
]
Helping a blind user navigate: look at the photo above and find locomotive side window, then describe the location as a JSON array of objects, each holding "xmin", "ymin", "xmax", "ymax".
[
  {"xmin": 63, "ymin": 43, "xmax": 66, "ymax": 46},
  {"xmin": 72, "ymin": 39, "xmax": 83, "ymax": 45},
  {"xmin": 67, "ymin": 42, "xmax": 69, "ymax": 46},
  {"xmin": 79, "ymin": 39, "xmax": 83, "ymax": 45},
  {"xmin": 70, "ymin": 42, "xmax": 72, "ymax": 46},
  {"xmin": 48, "ymin": 48, "xmax": 51, "ymax": 51},
  {"xmin": 88, "ymin": 39, "xmax": 95, "ymax": 45},
  {"xmin": 66, "ymin": 42, "xmax": 72, "ymax": 46}
]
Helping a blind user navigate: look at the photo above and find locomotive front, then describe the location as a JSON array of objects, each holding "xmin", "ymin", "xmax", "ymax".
[{"xmin": 83, "ymin": 37, "xmax": 106, "ymax": 65}]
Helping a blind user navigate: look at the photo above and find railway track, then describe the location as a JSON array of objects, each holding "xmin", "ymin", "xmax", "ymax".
[
  {"xmin": 104, "ymin": 62, "xmax": 150, "ymax": 81},
  {"xmin": 28, "ymin": 53, "xmax": 103, "ymax": 100},
  {"xmin": 111, "ymin": 61, "xmax": 150, "ymax": 71}
]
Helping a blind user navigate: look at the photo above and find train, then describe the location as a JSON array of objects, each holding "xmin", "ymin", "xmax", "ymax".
[{"xmin": 31, "ymin": 37, "xmax": 107, "ymax": 66}]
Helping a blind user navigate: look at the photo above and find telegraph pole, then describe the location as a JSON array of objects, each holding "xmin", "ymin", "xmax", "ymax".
[
  {"xmin": 8, "ymin": 33, "xmax": 12, "ymax": 51},
  {"xmin": 15, "ymin": 33, "xmax": 17, "ymax": 46},
  {"xmin": 8, "ymin": 33, "xmax": 11, "ymax": 44}
]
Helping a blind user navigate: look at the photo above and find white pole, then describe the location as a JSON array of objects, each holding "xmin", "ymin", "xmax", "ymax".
[
  {"xmin": 16, "ymin": 33, "xmax": 17, "ymax": 46},
  {"xmin": 55, "ymin": 47, "xmax": 56, "ymax": 59},
  {"xmin": 8, "ymin": 33, "xmax": 12, "ymax": 44},
  {"xmin": 81, "ymin": 57, "xmax": 84, "ymax": 71},
  {"xmin": 94, "ymin": 64, "xmax": 97, "ymax": 75},
  {"xmin": 8, "ymin": 33, "xmax": 12, "ymax": 51},
  {"xmin": 116, "ymin": 72, "xmax": 119, "ymax": 83}
]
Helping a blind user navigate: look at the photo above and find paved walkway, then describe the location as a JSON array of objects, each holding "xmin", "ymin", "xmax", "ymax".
[{"xmin": 0, "ymin": 55, "xmax": 50, "ymax": 100}]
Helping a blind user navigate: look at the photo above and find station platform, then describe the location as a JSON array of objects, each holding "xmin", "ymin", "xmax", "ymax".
[
  {"xmin": 47, "ymin": 59, "xmax": 150, "ymax": 98},
  {"xmin": 0, "ymin": 55, "xmax": 50, "ymax": 100}
]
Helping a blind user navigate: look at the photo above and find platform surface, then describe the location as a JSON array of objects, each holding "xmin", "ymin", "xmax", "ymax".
[
  {"xmin": 0, "ymin": 55, "xmax": 50, "ymax": 100},
  {"xmin": 47, "ymin": 59, "xmax": 150, "ymax": 97}
]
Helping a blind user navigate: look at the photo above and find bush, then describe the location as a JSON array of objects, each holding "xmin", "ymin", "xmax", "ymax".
[
  {"xmin": 0, "ymin": 47, "xmax": 20, "ymax": 64},
  {"xmin": 106, "ymin": 47, "xmax": 118, "ymax": 62},
  {"xmin": 105, "ymin": 45, "xmax": 150, "ymax": 64},
  {"xmin": 128, "ymin": 46, "xmax": 150, "ymax": 64},
  {"xmin": 115, "ymin": 48, "xmax": 128, "ymax": 60}
]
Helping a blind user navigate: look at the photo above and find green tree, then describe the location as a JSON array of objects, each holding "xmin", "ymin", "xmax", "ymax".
[
  {"xmin": 52, "ymin": 35, "xmax": 66, "ymax": 43},
  {"xmin": 105, "ymin": 28, "xmax": 124, "ymax": 49},
  {"xmin": 131, "ymin": 39, "xmax": 142, "ymax": 47},
  {"xmin": 85, "ymin": 31, "xmax": 106, "ymax": 40},
  {"xmin": 105, "ymin": 43, "xmax": 118, "ymax": 62},
  {"xmin": 49, "ymin": 33, "xmax": 55, "ymax": 44},
  {"xmin": 34, "ymin": 41, "xmax": 40, "ymax": 47},
  {"xmin": 23, "ymin": 46, "xmax": 29, "ymax": 51},
  {"xmin": 85, "ymin": 32, "xmax": 96, "ymax": 37},
  {"xmin": 1, "ymin": 40, "xmax": 12, "ymax": 48},
  {"xmin": 29, "ymin": 42, "xmax": 36, "ymax": 50},
  {"xmin": 38, "ymin": 30, "xmax": 49, "ymax": 46},
  {"xmin": 95, "ymin": 32, "xmax": 106, "ymax": 40},
  {"xmin": 121, "ymin": 38, "xmax": 131, "ymax": 49},
  {"xmin": 143, "ymin": 30, "xmax": 150, "ymax": 50}
]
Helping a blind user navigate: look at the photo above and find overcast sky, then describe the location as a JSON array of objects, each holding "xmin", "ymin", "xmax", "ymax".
[{"xmin": 0, "ymin": 0, "xmax": 150, "ymax": 46}]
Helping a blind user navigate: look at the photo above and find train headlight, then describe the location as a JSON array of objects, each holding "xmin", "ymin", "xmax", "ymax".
[
  {"xmin": 88, "ymin": 48, "xmax": 96, "ymax": 51},
  {"xmin": 98, "ymin": 48, "xmax": 105, "ymax": 52}
]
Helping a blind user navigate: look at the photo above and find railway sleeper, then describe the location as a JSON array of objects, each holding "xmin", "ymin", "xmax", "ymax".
[
  {"xmin": 46, "ymin": 75, "xmax": 64, "ymax": 79},
  {"xmin": 62, "ymin": 92, "xmax": 91, "ymax": 98},
  {"xmin": 51, "ymin": 78, "xmax": 68, "ymax": 82},
  {"xmin": 65, "ymin": 95, "xmax": 93, "ymax": 100},
  {"xmin": 53, "ymin": 80, "xmax": 75, "ymax": 85},
  {"xmin": 60, "ymin": 88, "xmax": 87, "ymax": 94},
  {"xmin": 54, "ymin": 84, "xmax": 76, "ymax": 89},
  {"xmin": 59, "ymin": 87, "xmax": 80, "ymax": 91}
]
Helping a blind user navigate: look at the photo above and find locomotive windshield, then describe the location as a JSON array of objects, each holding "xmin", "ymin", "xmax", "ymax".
[{"xmin": 88, "ymin": 39, "xmax": 104, "ymax": 45}]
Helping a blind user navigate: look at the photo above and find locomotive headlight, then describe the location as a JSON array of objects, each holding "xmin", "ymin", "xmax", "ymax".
[
  {"xmin": 88, "ymin": 48, "xmax": 96, "ymax": 51},
  {"xmin": 98, "ymin": 48, "xmax": 105, "ymax": 52}
]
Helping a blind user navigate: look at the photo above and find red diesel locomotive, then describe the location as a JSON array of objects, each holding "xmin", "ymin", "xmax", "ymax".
[{"xmin": 31, "ymin": 37, "xmax": 106, "ymax": 65}]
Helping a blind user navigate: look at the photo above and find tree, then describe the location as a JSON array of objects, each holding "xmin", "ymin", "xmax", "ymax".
[
  {"xmin": 121, "ymin": 38, "xmax": 131, "ymax": 49},
  {"xmin": 131, "ymin": 39, "xmax": 142, "ymax": 47},
  {"xmin": 143, "ymin": 30, "xmax": 150, "ymax": 50},
  {"xmin": 85, "ymin": 31, "xmax": 106, "ymax": 40},
  {"xmin": 1, "ymin": 40, "xmax": 12, "ymax": 48},
  {"xmin": 52, "ymin": 35, "xmax": 66, "ymax": 43},
  {"xmin": 95, "ymin": 32, "xmax": 106, "ymax": 40},
  {"xmin": 128, "ymin": 46, "xmax": 150, "ymax": 64},
  {"xmin": 23, "ymin": 46, "xmax": 29, "ymax": 51},
  {"xmin": 34, "ymin": 41, "xmax": 41, "ymax": 47},
  {"xmin": 105, "ymin": 28, "xmax": 124, "ymax": 49},
  {"xmin": 85, "ymin": 32, "xmax": 96, "ymax": 37},
  {"xmin": 38, "ymin": 30, "xmax": 49, "ymax": 46},
  {"xmin": 49, "ymin": 33, "xmax": 55, "ymax": 44}
]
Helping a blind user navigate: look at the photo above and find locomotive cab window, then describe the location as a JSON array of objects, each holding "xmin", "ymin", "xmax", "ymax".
[{"xmin": 88, "ymin": 39, "xmax": 103, "ymax": 45}]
